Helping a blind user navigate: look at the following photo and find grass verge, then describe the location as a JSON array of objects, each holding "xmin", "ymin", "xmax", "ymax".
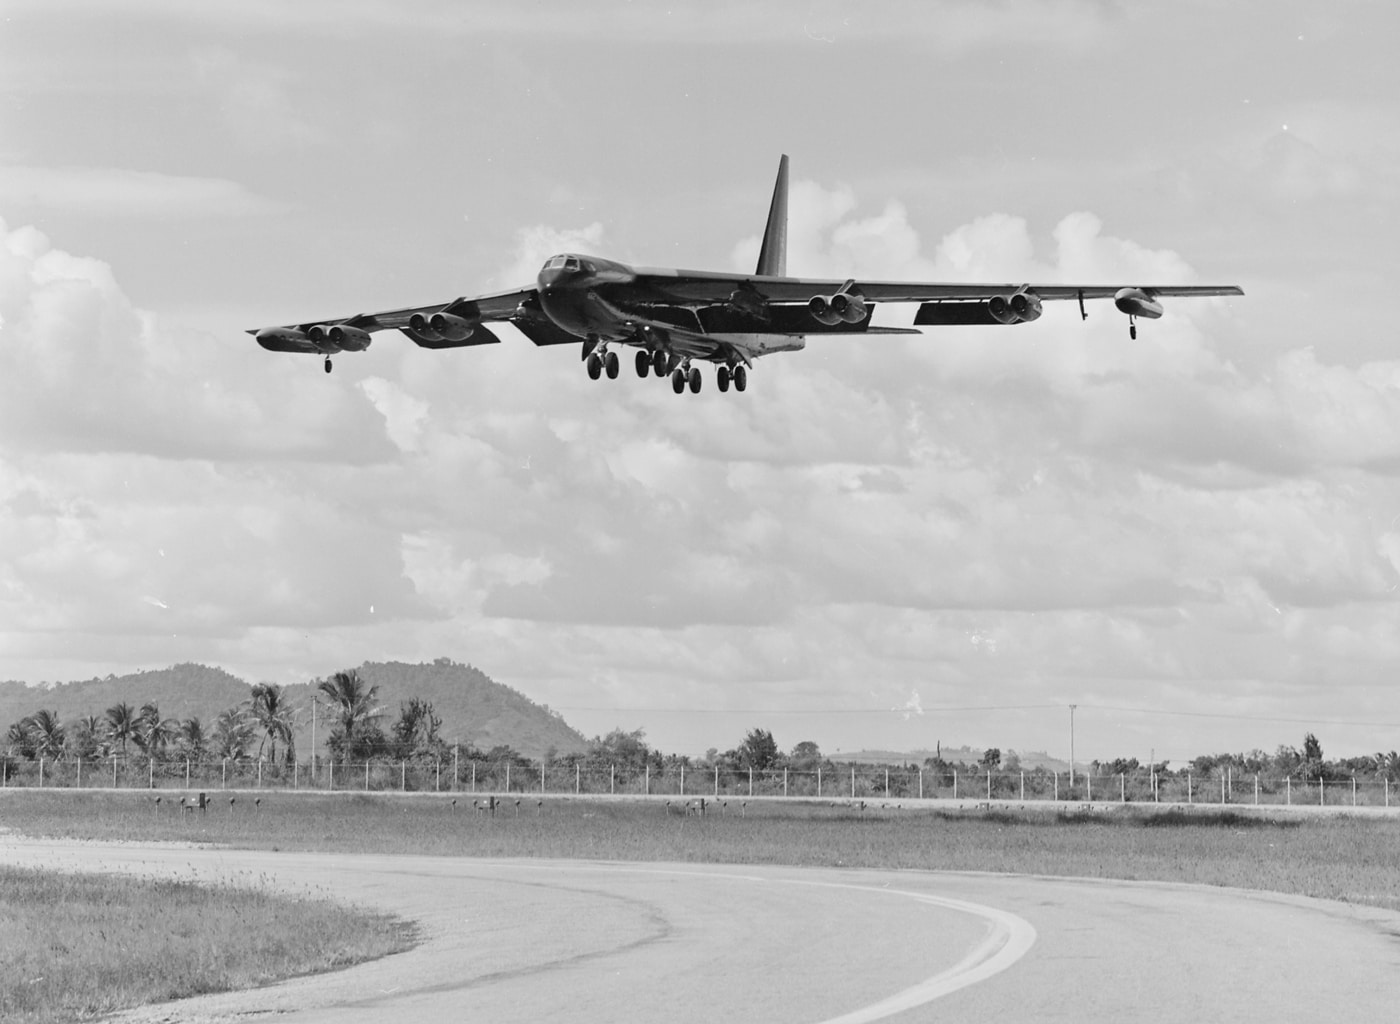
[
  {"xmin": 4, "ymin": 790, "xmax": 1400, "ymax": 912},
  {"xmin": 0, "ymin": 862, "xmax": 416, "ymax": 1024}
]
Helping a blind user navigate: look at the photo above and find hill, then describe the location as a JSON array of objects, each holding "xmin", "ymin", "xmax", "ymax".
[{"xmin": 0, "ymin": 659, "xmax": 587, "ymax": 761}]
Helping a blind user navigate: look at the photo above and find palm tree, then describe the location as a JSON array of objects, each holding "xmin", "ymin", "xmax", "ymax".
[
  {"xmin": 317, "ymin": 669, "xmax": 382, "ymax": 759},
  {"xmin": 247, "ymin": 683, "xmax": 297, "ymax": 764},
  {"xmin": 212, "ymin": 707, "xmax": 255, "ymax": 761},
  {"xmin": 179, "ymin": 717, "xmax": 209, "ymax": 762},
  {"xmin": 133, "ymin": 702, "xmax": 179, "ymax": 761},
  {"xmin": 65, "ymin": 714, "xmax": 104, "ymax": 760},
  {"xmin": 23, "ymin": 710, "xmax": 66, "ymax": 760},
  {"xmin": 105, "ymin": 702, "xmax": 135, "ymax": 756}
]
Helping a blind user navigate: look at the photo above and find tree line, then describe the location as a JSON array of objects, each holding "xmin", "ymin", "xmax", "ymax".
[{"xmin": 8, "ymin": 672, "xmax": 1400, "ymax": 785}]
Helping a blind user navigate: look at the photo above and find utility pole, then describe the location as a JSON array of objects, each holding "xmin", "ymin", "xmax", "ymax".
[{"xmin": 1069, "ymin": 704, "xmax": 1077, "ymax": 796}]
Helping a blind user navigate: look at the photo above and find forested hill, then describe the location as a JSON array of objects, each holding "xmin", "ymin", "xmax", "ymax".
[{"xmin": 1, "ymin": 659, "xmax": 588, "ymax": 760}]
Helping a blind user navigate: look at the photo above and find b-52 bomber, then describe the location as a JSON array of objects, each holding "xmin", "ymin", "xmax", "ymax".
[{"xmin": 250, "ymin": 156, "xmax": 1242, "ymax": 394}]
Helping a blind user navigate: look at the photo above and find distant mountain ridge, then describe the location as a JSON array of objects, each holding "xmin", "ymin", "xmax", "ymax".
[{"xmin": 0, "ymin": 659, "xmax": 587, "ymax": 760}]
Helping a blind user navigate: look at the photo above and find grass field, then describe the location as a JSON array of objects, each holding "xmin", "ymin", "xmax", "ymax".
[
  {"xmin": 0, "ymin": 860, "xmax": 416, "ymax": 1024},
  {"xmin": 5, "ymin": 789, "xmax": 1400, "ymax": 911}
]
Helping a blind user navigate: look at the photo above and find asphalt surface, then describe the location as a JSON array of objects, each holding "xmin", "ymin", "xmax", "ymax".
[{"xmin": 5, "ymin": 839, "xmax": 1400, "ymax": 1022}]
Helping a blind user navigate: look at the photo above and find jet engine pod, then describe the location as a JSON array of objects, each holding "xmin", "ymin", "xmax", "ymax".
[
  {"xmin": 829, "ymin": 292, "xmax": 868, "ymax": 324},
  {"xmin": 326, "ymin": 324, "xmax": 372, "ymax": 351},
  {"xmin": 407, "ymin": 312, "xmax": 446, "ymax": 343},
  {"xmin": 985, "ymin": 295, "xmax": 1021, "ymax": 325},
  {"xmin": 807, "ymin": 295, "xmax": 843, "ymax": 326},
  {"xmin": 428, "ymin": 312, "xmax": 477, "ymax": 341},
  {"xmin": 1009, "ymin": 291, "xmax": 1043, "ymax": 323},
  {"xmin": 1113, "ymin": 287, "xmax": 1164, "ymax": 320}
]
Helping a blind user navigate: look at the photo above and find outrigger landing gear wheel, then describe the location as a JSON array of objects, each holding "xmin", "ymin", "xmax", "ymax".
[{"xmin": 324, "ymin": 357, "xmax": 333, "ymax": 374}]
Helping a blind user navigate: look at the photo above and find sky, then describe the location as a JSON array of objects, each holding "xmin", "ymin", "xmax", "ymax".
[{"xmin": 2, "ymin": 1, "xmax": 1399, "ymax": 765}]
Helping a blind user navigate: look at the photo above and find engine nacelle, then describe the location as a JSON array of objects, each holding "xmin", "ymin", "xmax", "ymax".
[
  {"xmin": 986, "ymin": 295, "xmax": 1020, "ymax": 325},
  {"xmin": 326, "ymin": 324, "xmax": 371, "ymax": 351},
  {"xmin": 829, "ymin": 292, "xmax": 867, "ymax": 324},
  {"xmin": 408, "ymin": 312, "xmax": 445, "ymax": 343},
  {"xmin": 807, "ymin": 294, "xmax": 843, "ymax": 326},
  {"xmin": 1114, "ymin": 287, "xmax": 1164, "ymax": 320},
  {"xmin": 428, "ymin": 311, "xmax": 477, "ymax": 341},
  {"xmin": 1009, "ymin": 291, "xmax": 1043, "ymax": 323}
]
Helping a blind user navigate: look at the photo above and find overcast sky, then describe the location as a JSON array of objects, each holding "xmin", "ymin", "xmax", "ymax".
[{"xmin": 2, "ymin": 1, "xmax": 1398, "ymax": 764}]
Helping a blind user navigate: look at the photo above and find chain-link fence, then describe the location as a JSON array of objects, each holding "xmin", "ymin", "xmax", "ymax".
[{"xmin": 2, "ymin": 756, "xmax": 1396, "ymax": 808}]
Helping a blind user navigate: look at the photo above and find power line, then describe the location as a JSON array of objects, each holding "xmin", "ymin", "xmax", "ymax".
[{"xmin": 552, "ymin": 703, "xmax": 1062, "ymax": 715}]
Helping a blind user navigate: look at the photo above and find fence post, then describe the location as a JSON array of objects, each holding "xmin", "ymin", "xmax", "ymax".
[
  {"xmin": 541, "ymin": 761, "xmax": 546, "ymax": 795},
  {"xmin": 453, "ymin": 745, "xmax": 459, "ymax": 790},
  {"xmin": 1286, "ymin": 776, "xmax": 1291, "ymax": 805},
  {"xmin": 1221, "ymin": 773, "xmax": 1226, "ymax": 805},
  {"xmin": 1352, "ymin": 775, "xmax": 1357, "ymax": 807},
  {"xmin": 611, "ymin": 764, "xmax": 615, "ymax": 795},
  {"xmin": 506, "ymin": 763, "xmax": 511, "ymax": 792},
  {"xmin": 749, "ymin": 767, "xmax": 754, "ymax": 798},
  {"xmin": 258, "ymin": 760, "xmax": 263, "ymax": 788},
  {"xmin": 714, "ymin": 765, "xmax": 719, "ymax": 798},
  {"xmin": 294, "ymin": 760, "xmax": 299, "ymax": 789},
  {"xmin": 1087, "ymin": 773, "xmax": 1092, "ymax": 802},
  {"xmin": 887, "ymin": 768, "xmax": 892, "ymax": 799},
  {"xmin": 436, "ymin": 759, "xmax": 441, "ymax": 792},
  {"xmin": 471, "ymin": 761, "xmax": 476, "ymax": 793},
  {"xmin": 222, "ymin": 758, "xmax": 227, "ymax": 789},
  {"xmin": 576, "ymin": 763, "xmax": 580, "ymax": 795},
  {"xmin": 1387, "ymin": 777, "xmax": 1391, "ymax": 808},
  {"xmin": 1187, "ymin": 773, "xmax": 1192, "ymax": 804},
  {"xmin": 851, "ymin": 765, "xmax": 856, "ymax": 799},
  {"xmin": 954, "ymin": 771, "xmax": 959, "ymax": 800},
  {"xmin": 328, "ymin": 760, "xmax": 333, "ymax": 790},
  {"xmin": 1054, "ymin": 772, "xmax": 1058, "ymax": 800},
  {"xmin": 401, "ymin": 760, "xmax": 406, "ymax": 792},
  {"xmin": 645, "ymin": 764, "xmax": 649, "ymax": 795},
  {"xmin": 113, "ymin": 754, "xmax": 118, "ymax": 788},
  {"xmin": 364, "ymin": 761, "xmax": 369, "ymax": 792},
  {"xmin": 784, "ymin": 767, "xmax": 789, "ymax": 797},
  {"xmin": 1319, "ymin": 777, "xmax": 1324, "ymax": 806},
  {"xmin": 1255, "ymin": 774, "xmax": 1259, "ymax": 805},
  {"xmin": 1021, "ymin": 771, "xmax": 1026, "ymax": 801},
  {"xmin": 817, "ymin": 767, "xmax": 821, "ymax": 798},
  {"xmin": 39, "ymin": 756, "xmax": 44, "ymax": 788},
  {"xmin": 919, "ymin": 768, "xmax": 924, "ymax": 800},
  {"xmin": 149, "ymin": 760, "xmax": 154, "ymax": 789},
  {"xmin": 185, "ymin": 758, "xmax": 190, "ymax": 788},
  {"xmin": 78, "ymin": 757, "xmax": 83, "ymax": 789},
  {"xmin": 1121, "ymin": 773, "xmax": 1126, "ymax": 803},
  {"xmin": 986, "ymin": 770, "xmax": 991, "ymax": 801},
  {"xmin": 680, "ymin": 764, "xmax": 685, "ymax": 796}
]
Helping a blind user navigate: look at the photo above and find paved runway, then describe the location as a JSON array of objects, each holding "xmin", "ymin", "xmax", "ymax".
[{"xmin": 5, "ymin": 839, "xmax": 1400, "ymax": 1022}]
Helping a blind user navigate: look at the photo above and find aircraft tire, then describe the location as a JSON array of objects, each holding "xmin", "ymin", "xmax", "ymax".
[
  {"xmin": 636, "ymin": 351, "xmax": 650, "ymax": 378},
  {"xmin": 671, "ymin": 369, "xmax": 686, "ymax": 394},
  {"xmin": 605, "ymin": 351, "xmax": 620, "ymax": 379},
  {"xmin": 653, "ymin": 349, "xmax": 668, "ymax": 376},
  {"xmin": 324, "ymin": 358, "xmax": 333, "ymax": 374},
  {"xmin": 734, "ymin": 365, "xmax": 748, "ymax": 391},
  {"xmin": 587, "ymin": 353, "xmax": 603, "ymax": 380},
  {"xmin": 688, "ymin": 367, "xmax": 702, "ymax": 394},
  {"xmin": 717, "ymin": 365, "xmax": 731, "ymax": 392}
]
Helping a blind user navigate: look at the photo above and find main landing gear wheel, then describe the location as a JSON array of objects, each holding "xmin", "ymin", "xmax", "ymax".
[
  {"xmin": 604, "ymin": 350, "xmax": 619, "ymax": 379},
  {"xmin": 324, "ymin": 357, "xmax": 333, "ymax": 374},
  {"xmin": 717, "ymin": 365, "xmax": 731, "ymax": 392},
  {"xmin": 636, "ymin": 351, "xmax": 651, "ymax": 378},
  {"xmin": 652, "ymin": 349, "xmax": 668, "ymax": 376},
  {"xmin": 688, "ymin": 366, "xmax": 702, "ymax": 394},
  {"xmin": 733, "ymin": 365, "xmax": 748, "ymax": 392},
  {"xmin": 671, "ymin": 368, "xmax": 686, "ymax": 394},
  {"xmin": 586, "ymin": 353, "xmax": 603, "ymax": 380}
]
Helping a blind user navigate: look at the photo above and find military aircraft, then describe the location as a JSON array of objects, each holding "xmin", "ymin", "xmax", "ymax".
[{"xmin": 250, "ymin": 156, "xmax": 1242, "ymax": 393}]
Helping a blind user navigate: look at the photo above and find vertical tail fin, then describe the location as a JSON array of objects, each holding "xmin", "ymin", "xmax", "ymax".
[{"xmin": 755, "ymin": 154, "xmax": 789, "ymax": 278}]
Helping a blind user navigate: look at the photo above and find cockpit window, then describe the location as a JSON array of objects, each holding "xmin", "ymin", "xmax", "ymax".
[
  {"xmin": 564, "ymin": 257, "xmax": 581, "ymax": 271},
  {"xmin": 545, "ymin": 256, "xmax": 567, "ymax": 271}
]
